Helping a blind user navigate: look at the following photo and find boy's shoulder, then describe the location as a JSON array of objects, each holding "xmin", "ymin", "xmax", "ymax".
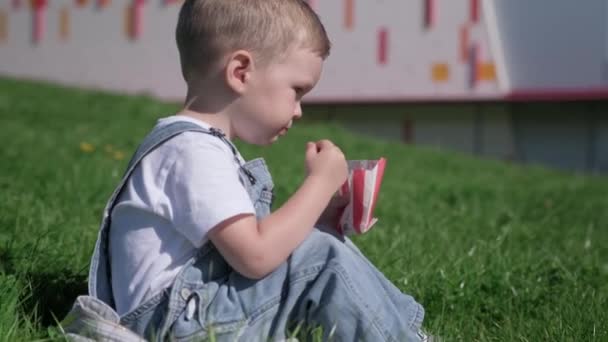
[
  {"xmin": 152, "ymin": 116, "xmax": 229, "ymax": 151},
  {"xmin": 143, "ymin": 116, "xmax": 243, "ymax": 168}
]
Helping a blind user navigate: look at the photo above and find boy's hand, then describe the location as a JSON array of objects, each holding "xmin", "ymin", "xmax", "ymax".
[
  {"xmin": 317, "ymin": 192, "xmax": 350, "ymax": 229},
  {"xmin": 305, "ymin": 140, "xmax": 348, "ymax": 191}
]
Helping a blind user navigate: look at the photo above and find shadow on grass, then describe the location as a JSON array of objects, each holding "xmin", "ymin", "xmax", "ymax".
[
  {"xmin": 21, "ymin": 269, "xmax": 88, "ymax": 328},
  {"xmin": 1, "ymin": 240, "xmax": 88, "ymax": 328}
]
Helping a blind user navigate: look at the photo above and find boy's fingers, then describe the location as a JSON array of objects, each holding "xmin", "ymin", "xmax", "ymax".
[
  {"xmin": 329, "ymin": 193, "xmax": 350, "ymax": 208},
  {"xmin": 305, "ymin": 142, "xmax": 317, "ymax": 162},
  {"xmin": 315, "ymin": 139, "xmax": 334, "ymax": 150},
  {"xmin": 333, "ymin": 194, "xmax": 350, "ymax": 207}
]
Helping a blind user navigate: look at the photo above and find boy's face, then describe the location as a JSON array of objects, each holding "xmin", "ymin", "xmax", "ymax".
[{"xmin": 232, "ymin": 46, "xmax": 323, "ymax": 145}]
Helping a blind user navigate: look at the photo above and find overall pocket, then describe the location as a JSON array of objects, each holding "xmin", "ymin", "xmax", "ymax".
[{"xmin": 170, "ymin": 252, "xmax": 248, "ymax": 341}]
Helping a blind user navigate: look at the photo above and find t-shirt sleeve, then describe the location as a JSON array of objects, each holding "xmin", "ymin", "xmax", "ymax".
[{"xmin": 165, "ymin": 139, "xmax": 255, "ymax": 247}]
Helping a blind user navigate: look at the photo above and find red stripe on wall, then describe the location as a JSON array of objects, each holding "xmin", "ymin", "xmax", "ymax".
[
  {"xmin": 424, "ymin": 0, "xmax": 436, "ymax": 28},
  {"xmin": 470, "ymin": 0, "xmax": 480, "ymax": 23},
  {"xmin": 32, "ymin": 0, "xmax": 47, "ymax": 44},
  {"xmin": 378, "ymin": 28, "xmax": 388, "ymax": 65},
  {"xmin": 131, "ymin": 1, "xmax": 144, "ymax": 40},
  {"xmin": 506, "ymin": 87, "xmax": 608, "ymax": 101},
  {"xmin": 460, "ymin": 25, "xmax": 469, "ymax": 62},
  {"xmin": 344, "ymin": 0, "xmax": 354, "ymax": 30}
]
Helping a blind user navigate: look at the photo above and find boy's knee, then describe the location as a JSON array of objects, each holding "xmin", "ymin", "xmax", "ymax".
[
  {"xmin": 299, "ymin": 229, "xmax": 350, "ymax": 257},
  {"xmin": 288, "ymin": 229, "xmax": 358, "ymax": 279}
]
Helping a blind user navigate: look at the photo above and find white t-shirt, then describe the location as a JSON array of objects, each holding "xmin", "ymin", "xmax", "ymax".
[{"xmin": 109, "ymin": 116, "xmax": 255, "ymax": 315}]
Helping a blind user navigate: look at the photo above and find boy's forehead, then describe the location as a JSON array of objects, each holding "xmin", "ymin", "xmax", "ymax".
[
  {"xmin": 281, "ymin": 49, "xmax": 323, "ymax": 85},
  {"xmin": 281, "ymin": 46, "xmax": 323, "ymax": 72}
]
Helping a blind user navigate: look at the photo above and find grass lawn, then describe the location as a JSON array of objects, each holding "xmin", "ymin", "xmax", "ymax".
[{"xmin": 0, "ymin": 77, "xmax": 607, "ymax": 341}]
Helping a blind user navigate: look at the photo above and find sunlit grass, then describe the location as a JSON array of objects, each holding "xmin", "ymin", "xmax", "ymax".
[{"xmin": 1, "ymin": 77, "xmax": 607, "ymax": 341}]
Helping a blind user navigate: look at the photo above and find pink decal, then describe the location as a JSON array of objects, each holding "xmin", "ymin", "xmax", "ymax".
[
  {"xmin": 344, "ymin": 0, "xmax": 354, "ymax": 30},
  {"xmin": 32, "ymin": 0, "xmax": 47, "ymax": 44},
  {"xmin": 378, "ymin": 28, "xmax": 388, "ymax": 65},
  {"xmin": 470, "ymin": 0, "xmax": 480, "ymax": 23},
  {"xmin": 424, "ymin": 0, "xmax": 435, "ymax": 29},
  {"xmin": 131, "ymin": 0, "xmax": 144, "ymax": 40},
  {"xmin": 460, "ymin": 24, "xmax": 469, "ymax": 62}
]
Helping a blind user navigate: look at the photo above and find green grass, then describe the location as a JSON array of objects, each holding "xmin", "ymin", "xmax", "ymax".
[{"xmin": 1, "ymin": 77, "xmax": 607, "ymax": 341}]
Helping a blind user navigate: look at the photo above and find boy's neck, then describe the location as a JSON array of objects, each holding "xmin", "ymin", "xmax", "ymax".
[
  {"xmin": 179, "ymin": 83, "xmax": 235, "ymax": 139},
  {"xmin": 177, "ymin": 108, "xmax": 233, "ymax": 140}
]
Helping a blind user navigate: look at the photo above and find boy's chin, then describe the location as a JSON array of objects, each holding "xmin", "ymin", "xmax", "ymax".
[
  {"xmin": 244, "ymin": 135, "xmax": 278, "ymax": 146},
  {"xmin": 240, "ymin": 130, "xmax": 283, "ymax": 145}
]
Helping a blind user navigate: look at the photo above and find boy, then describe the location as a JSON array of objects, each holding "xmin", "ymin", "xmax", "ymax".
[{"xmin": 64, "ymin": 1, "xmax": 428, "ymax": 341}]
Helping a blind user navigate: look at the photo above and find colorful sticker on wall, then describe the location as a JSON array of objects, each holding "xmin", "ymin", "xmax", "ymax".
[
  {"xmin": 431, "ymin": 63, "xmax": 449, "ymax": 83},
  {"xmin": 75, "ymin": 0, "xmax": 89, "ymax": 7},
  {"xmin": 477, "ymin": 62, "xmax": 496, "ymax": 81},
  {"xmin": 32, "ymin": 0, "xmax": 47, "ymax": 44},
  {"xmin": 59, "ymin": 6, "xmax": 70, "ymax": 41},
  {"xmin": 344, "ymin": 0, "xmax": 354, "ymax": 31},
  {"xmin": 459, "ymin": 24, "xmax": 469, "ymax": 62},
  {"xmin": 0, "ymin": 9, "xmax": 7, "ymax": 43},
  {"xmin": 470, "ymin": 0, "xmax": 480, "ymax": 23},
  {"xmin": 377, "ymin": 27, "xmax": 388, "ymax": 65},
  {"xmin": 424, "ymin": 0, "xmax": 435, "ymax": 29},
  {"xmin": 125, "ymin": 1, "xmax": 144, "ymax": 40}
]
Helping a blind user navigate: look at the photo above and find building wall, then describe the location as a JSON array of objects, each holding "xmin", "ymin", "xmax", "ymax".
[
  {"xmin": 1, "ymin": 0, "xmax": 607, "ymax": 102},
  {"xmin": 493, "ymin": 0, "xmax": 607, "ymax": 90}
]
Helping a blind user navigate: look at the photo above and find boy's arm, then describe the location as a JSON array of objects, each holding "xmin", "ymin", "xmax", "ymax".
[{"xmin": 208, "ymin": 140, "xmax": 347, "ymax": 280}]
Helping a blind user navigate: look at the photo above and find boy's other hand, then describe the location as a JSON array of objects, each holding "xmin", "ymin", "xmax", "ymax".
[
  {"xmin": 317, "ymin": 193, "xmax": 349, "ymax": 230},
  {"xmin": 305, "ymin": 140, "xmax": 348, "ymax": 190}
]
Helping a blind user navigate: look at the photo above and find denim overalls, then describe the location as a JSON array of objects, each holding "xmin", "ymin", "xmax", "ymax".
[{"xmin": 63, "ymin": 121, "xmax": 425, "ymax": 341}]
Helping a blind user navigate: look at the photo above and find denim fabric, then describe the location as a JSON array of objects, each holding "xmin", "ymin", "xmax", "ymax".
[
  {"xmin": 65, "ymin": 122, "xmax": 425, "ymax": 341},
  {"xmin": 162, "ymin": 228, "xmax": 424, "ymax": 342}
]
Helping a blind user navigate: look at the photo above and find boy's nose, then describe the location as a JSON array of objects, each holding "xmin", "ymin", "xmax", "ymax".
[{"xmin": 293, "ymin": 102, "xmax": 302, "ymax": 119}]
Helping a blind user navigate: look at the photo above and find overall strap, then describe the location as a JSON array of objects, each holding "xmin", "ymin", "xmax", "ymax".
[{"xmin": 88, "ymin": 121, "xmax": 244, "ymax": 307}]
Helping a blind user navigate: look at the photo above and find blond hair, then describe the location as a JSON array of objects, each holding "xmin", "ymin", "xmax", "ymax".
[{"xmin": 176, "ymin": 0, "xmax": 331, "ymax": 82}]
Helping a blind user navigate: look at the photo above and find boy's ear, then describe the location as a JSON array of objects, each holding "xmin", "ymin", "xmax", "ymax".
[{"xmin": 225, "ymin": 50, "xmax": 253, "ymax": 95}]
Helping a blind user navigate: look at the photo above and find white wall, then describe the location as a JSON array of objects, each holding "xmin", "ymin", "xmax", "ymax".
[
  {"xmin": 0, "ymin": 0, "xmax": 500, "ymax": 101},
  {"xmin": 0, "ymin": 1, "xmax": 185, "ymax": 100},
  {"xmin": 493, "ymin": 0, "xmax": 607, "ymax": 91},
  {"xmin": 0, "ymin": 0, "xmax": 606, "ymax": 102}
]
